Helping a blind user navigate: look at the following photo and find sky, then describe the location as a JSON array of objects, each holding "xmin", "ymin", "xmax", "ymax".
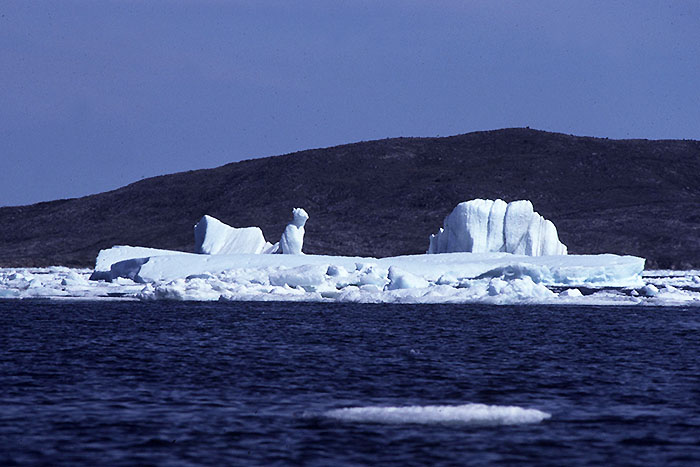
[{"xmin": 1, "ymin": 0, "xmax": 699, "ymax": 207}]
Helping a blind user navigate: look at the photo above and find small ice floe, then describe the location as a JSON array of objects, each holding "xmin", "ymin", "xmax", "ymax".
[
  {"xmin": 323, "ymin": 403, "xmax": 551, "ymax": 426},
  {"xmin": 559, "ymin": 288, "xmax": 583, "ymax": 298},
  {"xmin": 640, "ymin": 284, "xmax": 659, "ymax": 297}
]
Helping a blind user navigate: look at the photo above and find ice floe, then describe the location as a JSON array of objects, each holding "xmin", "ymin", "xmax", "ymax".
[
  {"xmin": 3, "ymin": 201, "xmax": 697, "ymax": 306},
  {"xmin": 1, "ymin": 267, "xmax": 142, "ymax": 300},
  {"xmin": 90, "ymin": 245, "xmax": 185, "ymax": 280},
  {"xmin": 1, "ymin": 265, "xmax": 699, "ymax": 306},
  {"xmin": 97, "ymin": 250, "xmax": 644, "ymax": 287},
  {"xmin": 323, "ymin": 404, "xmax": 551, "ymax": 425}
]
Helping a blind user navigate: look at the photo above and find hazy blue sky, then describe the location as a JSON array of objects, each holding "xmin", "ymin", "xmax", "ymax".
[{"xmin": 1, "ymin": 0, "xmax": 699, "ymax": 206}]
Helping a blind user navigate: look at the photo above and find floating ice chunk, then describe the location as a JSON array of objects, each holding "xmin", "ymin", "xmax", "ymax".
[
  {"xmin": 428, "ymin": 199, "xmax": 567, "ymax": 256},
  {"xmin": 102, "ymin": 251, "xmax": 644, "ymax": 288},
  {"xmin": 194, "ymin": 215, "xmax": 273, "ymax": 255},
  {"xmin": 486, "ymin": 277, "xmax": 555, "ymax": 301},
  {"xmin": 109, "ymin": 253, "xmax": 359, "ymax": 283},
  {"xmin": 0, "ymin": 289, "xmax": 20, "ymax": 298},
  {"xmin": 357, "ymin": 264, "xmax": 389, "ymax": 287},
  {"xmin": 640, "ymin": 284, "xmax": 659, "ymax": 297},
  {"xmin": 323, "ymin": 404, "xmax": 551, "ymax": 425},
  {"xmin": 559, "ymin": 288, "xmax": 583, "ymax": 297},
  {"xmin": 5, "ymin": 264, "xmax": 700, "ymax": 305},
  {"xmin": 140, "ymin": 278, "xmax": 224, "ymax": 301},
  {"xmin": 359, "ymin": 284, "xmax": 382, "ymax": 293},
  {"xmin": 326, "ymin": 264, "xmax": 348, "ymax": 277},
  {"xmin": 647, "ymin": 285, "xmax": 700, "ymax": 305},
  {"xmin": 436, "ymin": 273, "xmax": 458, "ymax": 286},
  {"xmin": 387, "ymin": 266, "xmax": 429, "ymax": 290},
  {"xmin": 642, "ymin": 270, "xmax": 700, "ymax": 291},
  {"xmin": 278, "ymin": 208, "xmax": 308, "ymax": 255},
  {"xmin": 472, "ymin": 254, "xmax": 644, "ymax": 287},
  {"xmin": 91, "ymin": 245, "xmax": 185, "ymax": 280},
  {"xmin": 269, "ymin": 264, "xmax": 329, "ymax": 289}
]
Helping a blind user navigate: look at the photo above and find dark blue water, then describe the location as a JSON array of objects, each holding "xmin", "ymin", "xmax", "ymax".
[{"xmin": 1, "ymin": 300, "xmax": 699, "ymax": 466}]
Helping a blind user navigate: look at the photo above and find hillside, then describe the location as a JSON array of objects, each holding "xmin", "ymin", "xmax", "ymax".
[{"xmin": 1, "ymin": 128, "xmax": 699, "ymax": 269}]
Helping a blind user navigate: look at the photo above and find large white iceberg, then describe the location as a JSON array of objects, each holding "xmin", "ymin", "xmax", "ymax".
[
  {"xmin": 194, "ymin": 215, "xmax": 275, "ymax": 255},
  {"xmin": 69, "ymin": 199, "xmax": 685, "ymax": 305},
  {"xmin": 428, "ymin": 199, "xmax": 567, "ymax": 256}
]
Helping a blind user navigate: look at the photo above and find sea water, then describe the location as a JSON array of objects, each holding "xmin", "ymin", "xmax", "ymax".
[{"xmin": 1, "ymin": 300, "xmax": 699, "ymax": 466}]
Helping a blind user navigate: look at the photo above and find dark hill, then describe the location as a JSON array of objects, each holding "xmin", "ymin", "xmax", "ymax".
[{"xmin": 1, "ymin": 128, "xmax": 699, "ymax": 269}]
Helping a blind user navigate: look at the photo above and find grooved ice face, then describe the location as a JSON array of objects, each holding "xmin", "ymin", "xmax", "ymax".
[{"xmin": 428, "ymin": 199, "xmax": 567, "ymax": 256}]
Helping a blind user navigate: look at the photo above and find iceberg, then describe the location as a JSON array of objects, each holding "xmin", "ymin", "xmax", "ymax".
[
  {"xmin": 192, "ymin": 209, "xmax": 309, "ymax": 256},
  {"xmin": 101, "ymin": 251, "xmax": 644, "ymax": 288},
  {"xmin": 62, "ymin": 200, "xmax": 700, "ymax": 305},
  {"xmin": 194, "ymin": 215, "xmax": 275, "ymax": 255},
  {"xmin": 428, "ymin": 199, "xmax": 567, "ymax": 256},
  {"xmin": 278, "ymin": 208, "xmax": 308, "ymax": 255},
  {"xmin": 90, "ymin": 245, "xmax": 186, "ymax": 280},
  {"xmin": 90, "ymin": 208, "xmax": 310, "ymax": 275}
]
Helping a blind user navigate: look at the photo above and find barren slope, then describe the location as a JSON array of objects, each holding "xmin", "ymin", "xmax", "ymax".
[{"xmin": 1, "ymin": 128, "xmax": 698, "ymax": 268}]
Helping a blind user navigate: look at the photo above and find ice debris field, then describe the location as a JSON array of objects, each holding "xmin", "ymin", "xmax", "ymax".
[{"xmin": 2, "ymin": 200, "xmax": 699, "ymax": 306}]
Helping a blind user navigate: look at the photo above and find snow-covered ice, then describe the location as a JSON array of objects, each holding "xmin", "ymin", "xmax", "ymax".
[
  {"xmin": 194, "ymin": 215, "xmax": 275, "ymax": 255},
  {"xmin": 188, "ymin": 210, "xmax": 309, "ymax": 256},
  {"xmin": 99, "ymin": 250, "xmax": 644, "ymax": 287},
  {"xmin": 1, "ymin": 267, "xmax": 142, "ymax": 300},
  {"xmin": 90, "ymin": 245, "xmax": 186, "ymax": 280},
  {"xmin": 2, "ymin": 265, "xmax": 699, "ymax": 306},
  {"xmin": 428, "ymin": 199, "xmax": 567, "ymax": 255},
  {"xmin": 4, "ymin": 200, "xmax": 697, "ymax": 306},
  {"xmin": 323, "ymin": 404, "xmax": 551, "ymax": 425},
  {"xmin": 67, "ymin": 246, "xmax": 652, "ymax": 304}
]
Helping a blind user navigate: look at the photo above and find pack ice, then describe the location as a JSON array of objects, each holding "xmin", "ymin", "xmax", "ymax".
[
  {"xmin": 14, "ymin": 200, "xmax": 692, "ymax": 304},
  {"xmin": 428, "ymin": 199, "xmax": 567, "ymax": 255},
  {"xmin": 86, "ymin": 201, "xmax": 652, "ymax": 304}
]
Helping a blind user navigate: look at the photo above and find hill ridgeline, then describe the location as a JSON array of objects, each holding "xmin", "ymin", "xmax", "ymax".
[{"xmin": 1, "ymin": 128, "xmax": 698, "ymax": 269}]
